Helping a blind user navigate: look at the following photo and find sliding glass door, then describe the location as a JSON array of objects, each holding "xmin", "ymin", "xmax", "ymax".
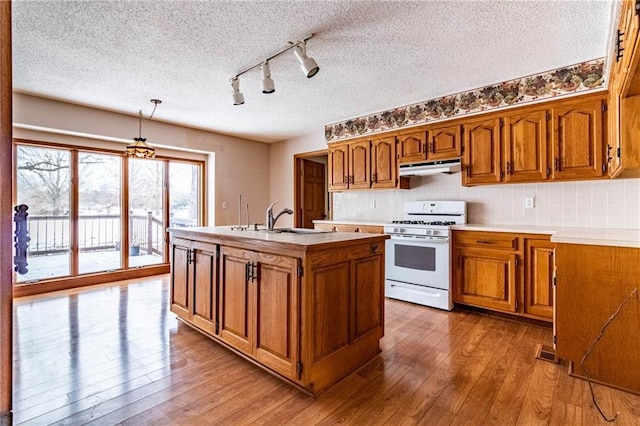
[
  {"xmin": 16, "ymin": 146, "xmax": 71, "ymax": 282},
  {"xmin": 78, "ymin": 152, "xmax": 122, "ymax": 274},
  {"xmin": 14, "ymin": 142, "xmax": 203, "ymax": 285}
]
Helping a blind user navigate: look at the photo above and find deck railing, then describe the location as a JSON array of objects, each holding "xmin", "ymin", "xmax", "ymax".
[{"xmin": 25, "ymin": 213, "xmax": 194, "ymax": 256}]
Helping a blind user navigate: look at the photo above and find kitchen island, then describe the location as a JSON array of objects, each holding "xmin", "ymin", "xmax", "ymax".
[{"xmin": 168, "ymin": 226, "xmax": 388, "ymax": 396}]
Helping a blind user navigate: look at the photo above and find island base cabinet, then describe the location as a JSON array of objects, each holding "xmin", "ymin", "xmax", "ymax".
[
  {"xmin": 169, "ymin": 229, "xmax": 388, "ymax": 396},
  {"xmin": 219, "ymin": 246, "xmax": 300, "ymax": 381},
  {"xmin": 170, "ymin": 238, "xmax": 217, "ymax": 335},
  {"xmin": 305, "ymin": 243, "xmax": 384, "ymax": 393}
]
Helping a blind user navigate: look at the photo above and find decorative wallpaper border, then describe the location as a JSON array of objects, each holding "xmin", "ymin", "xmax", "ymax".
[{"xmin": 324, "ymin": 58, "xmax": 605, "ymax": 142}]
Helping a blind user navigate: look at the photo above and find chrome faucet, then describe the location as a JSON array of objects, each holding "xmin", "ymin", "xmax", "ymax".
[{"xmin": 266, "ymin": 201, "xmax": 293, "ymax": 231}]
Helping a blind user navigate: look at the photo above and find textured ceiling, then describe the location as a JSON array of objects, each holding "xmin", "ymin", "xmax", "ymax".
[{"xmin": 12, "ymin": 0, "xmax": 613, "ymax": 144}]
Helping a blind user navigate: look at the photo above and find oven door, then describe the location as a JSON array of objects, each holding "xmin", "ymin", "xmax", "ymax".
[{"xmin": 385, "ymin": 235, "xmax": 450, "ymax": 290}]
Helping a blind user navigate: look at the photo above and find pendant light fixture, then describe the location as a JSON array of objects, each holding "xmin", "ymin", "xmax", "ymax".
[
  {"xmin": 230, "ymin": 34, "xmax": 319, "ymax": 105},
  {"xmin": 125, "ymin": 99, "xmax": 161, "ymax": 158}
]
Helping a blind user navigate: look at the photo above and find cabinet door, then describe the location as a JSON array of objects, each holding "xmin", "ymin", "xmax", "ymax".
[
  {"xmin": 454, "ymin": 247, "xmax": 517, "ymax": 313},
  {"xmin": 462, "ymin": 118, "xmax": 502, "ymax": 185},
  {"xmin": 170, "ymin": 241, "xmax": 191, "ymax": 320},
  {"xmin": 427, "ymin": 123, "xmax": 462, "ymax": 160},
  {"xmin": 219, "ymin": 246, "xmax": 253, "ymax": 354},
  {"xmin": 254, "ymin": 252, "xmax": 299, "ymax": 379},
  {"xmin": 191, "ymin": 242, "xmax": 218, "ymax": 335},
  {"xmin": 397, "ymin": 130, "xmax": 426, "ymax": 164},
  {"xmin": 371, "ymin": 135, "xmax": 397, "ymax": 189},
  {"xmin": 523, "ymin": 239, "xmax": 554, "ymax": 321},
  {"xmin": 503, "ymin": 109, "xmax": 549, "ymax": 182},
  {"xmin": 351, "ymin": 255, "xmax": 384, "ymax": 341},
  {"xmin": 551, "ymin": 99, "xmax": 605, "ymax": 180},
  {"xmin": 349, "ymin": 140, "xmax": 371, "ymax": 189},
  {"xmin": 328, "ymin": 143, "xmax": 349, "ymax": 191},
  {"xmin": 607, "ymin": 89, "xmax": 622, "ymax": 177}
]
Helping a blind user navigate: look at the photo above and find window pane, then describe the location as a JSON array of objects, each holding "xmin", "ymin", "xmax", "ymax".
[
  {"xmin": 78, "ymin": 153, "xmax": 122, "ymax": 274},
  {"xmin": 129, "ymin": 158, "xmax": 165, "ymax": 266},
  {"xmin": 16, "ymin": 146, "xmax": 71, "ymax": 282},
  {"xmin": 170, "ymin": 162, "xmax": 200, "ymax": 228}
]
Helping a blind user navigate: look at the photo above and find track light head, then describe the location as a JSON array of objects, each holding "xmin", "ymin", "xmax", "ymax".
[
  {"xmin": 230, "ymin": 77, "xmax": 245, "ymax": 105},
  {"xmin": 293, "ymin": 42, "xmax": 319, "ymax": 78},
  {"xmin": 261, "ymin": 62, "xmax": 275, "ymax": 94}
]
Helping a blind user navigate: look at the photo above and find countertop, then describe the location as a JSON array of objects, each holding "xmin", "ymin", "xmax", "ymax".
[
  {"xmin": 168, "ymin": 225, "xmax": 388, "ymax": 248},
  {"xmin": 314, "ymin": 220, "xmax": 640, "ymax": 248},
  {"xmin": 313, "ymin": 219, "xmax": 387, "ymax": 227}
]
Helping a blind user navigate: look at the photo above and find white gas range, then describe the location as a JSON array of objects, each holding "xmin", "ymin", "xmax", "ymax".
[{"xmin": 383, "ymin": 201, "xmax": 466, "ymax": 310}]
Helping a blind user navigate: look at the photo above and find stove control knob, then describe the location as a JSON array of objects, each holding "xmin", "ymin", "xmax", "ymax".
[{"xmin": 425, "ymin": 229, "xmax": 433, "ymax": 236}]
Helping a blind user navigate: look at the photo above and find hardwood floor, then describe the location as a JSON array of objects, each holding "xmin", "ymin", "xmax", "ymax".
[{"xmin": 12, "ymin": 276, "xmax": 640, "ymax": 425}]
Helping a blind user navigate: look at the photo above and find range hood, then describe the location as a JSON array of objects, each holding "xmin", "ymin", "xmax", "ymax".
[{"xmin": 399, "ymin": 159, "xmax": 462, "ymax": 176}]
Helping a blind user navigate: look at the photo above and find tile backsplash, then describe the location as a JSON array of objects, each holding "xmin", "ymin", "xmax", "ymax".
[{"xmin": 332, "ymin": 174, "xmax": 640, "ymax": 229}]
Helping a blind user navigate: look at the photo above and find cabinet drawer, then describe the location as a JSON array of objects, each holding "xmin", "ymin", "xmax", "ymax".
[{"xmin": 454, "ymin": 231, "xmax": 518, "ymax": 250}]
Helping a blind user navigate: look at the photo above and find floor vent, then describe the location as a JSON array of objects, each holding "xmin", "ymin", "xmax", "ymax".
[{"xmin": 535, "ymin": 344, "xmax": 558, "ymax": 363}]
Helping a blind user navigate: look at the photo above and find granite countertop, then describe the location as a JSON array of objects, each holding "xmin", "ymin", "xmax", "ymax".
[{"xmin": 168, "ymin": 226, "xmax": 388, "ymax": 248}]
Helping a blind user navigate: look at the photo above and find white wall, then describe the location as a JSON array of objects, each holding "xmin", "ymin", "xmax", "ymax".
[
  {"xmin": 268, "ymin": 130, "xmax": 326, "ymax": 227},
  {"xmin": 12, "ymin": 93, "xmax": 271, "ymax": 226},
  {"xmin": 332, "ymin": 173, "xmax": 640, "ymax": 229}
]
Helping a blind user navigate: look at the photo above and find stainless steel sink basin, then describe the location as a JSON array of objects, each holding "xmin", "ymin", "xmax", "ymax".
[{"xmin": 263, "ymin": 228, "xmax": 332, "ymax": 235}]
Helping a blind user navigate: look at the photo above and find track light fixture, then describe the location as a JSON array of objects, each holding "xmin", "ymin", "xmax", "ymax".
[
  {"xmin": 293, "ymin": 42, "xmax": 320, "ymax": 78},
  {"xmin": 231, "ymin": 77, "xmax": 245, "ymax": 105},
  {"xmin": 230, "ymin": 34, "xmax": 319, "ymax": 105},
  {"xmin": 261, "ymin": 62, "xmax": 275, "ymax": 94}
]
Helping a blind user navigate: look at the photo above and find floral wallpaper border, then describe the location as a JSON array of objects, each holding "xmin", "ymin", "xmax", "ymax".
[{"xmin": 324, "ymin": 58, "xmax": 605, "ymax": 142}]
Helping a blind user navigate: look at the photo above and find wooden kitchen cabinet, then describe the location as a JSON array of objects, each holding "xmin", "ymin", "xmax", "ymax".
[
  {"xmin": 349, "ymin": 139, "xmax": 371, "ymax": 190},
  {"xmin": 550, "ymin": 97, "xmax": 606, "ymax": 180},
  {"xmin": 454, "ymin": 246, "xmax": 518, "ymax": 313},
  {"xmin": 397, "ymin": 123, "xmax": 461, "ymax": 165},
  {"xmin": 452, "ymin": 230, "xmax": 554, "ymax": 322},
  {"xmin": 371, "ymin": 135, "xmax": 398, "ymax": 189},
  {"xmin": 328, "ymin": 137, "xmax": 408, "ymax": 191},
  {"xmin": 523, "ymin": 238, "xmax": 554, "ymax": 321},
  {"xmin": 219, "ymin": 245, "xmax": 300, "ymax": 378},
  {"xmin": 169, "ymin": 227, "xmax": 388, "ymax": 396},
  {"xmin": 328, "ymin": 142, "xmax": 349, "ymax": 191},
  {"xmin": 170, "ymin": 237, "xmax": 218, "ymax": 335},
  {"xmin": 607, "ymin": 0, "xmax": 640, "ymax": 178},
  {"xmin": 462, "ymin": 117, "xmax": 502, "ymax": 185},
  {"xmin": 503, "ymin": 108, "xmax": 549, "ymax": 182}
]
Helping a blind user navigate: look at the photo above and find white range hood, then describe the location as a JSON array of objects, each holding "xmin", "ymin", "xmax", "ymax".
[{"xmin": 398, "ymin": 159, "xmax": 461, "ymax": 176}]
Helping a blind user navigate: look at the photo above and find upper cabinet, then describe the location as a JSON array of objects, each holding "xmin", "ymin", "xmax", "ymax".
[
  {"xmin": 550, "ymin": 98, "xmax": 605, "ymax": 180},
  {"xmin": 503, "ymin": 108, "xmax": 549, "ymax": 182},
  {"xmin": 462, "ymin": 117, "xmax": 502, "ymax": 185},
  {"xmin": 371, "ymin": 135, "xmax": 398, "ymax": 189},
  {"xmin": 608, "ymin": 0, "xmax": 640, "ymax": 178},
  {"xmin": 329, "ymin": 137, "xmax": 408, "ymax": 192},
  {"xmin": 397, "ymin": 123, "xmax": 461, "ymax": 165}
]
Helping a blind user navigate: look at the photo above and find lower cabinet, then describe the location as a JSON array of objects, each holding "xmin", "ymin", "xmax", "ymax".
[
  {"xmin": 170, "ymin": 237, "xmax": 217, "ymax": 335},
  {"xmin": 219, "ymin": 246, "xmax": 300, "ymax": 379},
  {"xmin": 452, "ymin": 231, "xmax": 554, "ymax": 322},
  {"xmin": 169, "ymin": 231, "xmax": 387, "ymax": 396}
]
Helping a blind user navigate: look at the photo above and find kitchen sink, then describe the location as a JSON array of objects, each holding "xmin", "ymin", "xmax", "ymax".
[{"xmin": 263, "ymin": 228, "xmax": 332, "ymax": 234}]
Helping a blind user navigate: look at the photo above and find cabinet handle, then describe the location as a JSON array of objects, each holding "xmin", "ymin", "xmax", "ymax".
[
  {"xmin": 555, "ymin": 157, "xmax": 560, "ymax": 171},
  {"xmin": 344, "ymin": 175, "xmax": 348, "ymax": 184},
  {"xmin": 422, "ymin": 142, "xmax": 427, "ymax": 154},
  {"xmin": 251, "ymin": 262, "xmax": 257, "ymax": 282},
  {"xmin": 466, "ymin": 165, "xmax": 471, "ymax": 177},
  {"xmin": 506, "ymin": 162, "xmax": 511, "ymax": 175},
  {"xmin": 476, "ymin": 240, "xmax": 495, "ymax": 244},
  {"xmin": 430, "ymin": 142, "xmax": 434, "ymax": 153},
  {"xmin": 372, "ymin": 173, "xmax": 377, "ymax": 183}
]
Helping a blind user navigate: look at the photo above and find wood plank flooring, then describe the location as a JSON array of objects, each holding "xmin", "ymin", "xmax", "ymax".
[{"xmin": 12, "ymin": 276, "xmax": 640, "ymax": 425}]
